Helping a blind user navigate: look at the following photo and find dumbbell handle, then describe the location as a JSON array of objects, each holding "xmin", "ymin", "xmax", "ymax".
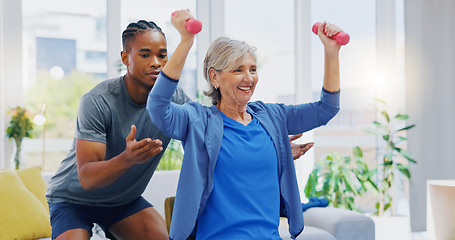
[
  {"xmin": 312, "ymin": 22, "xmax": 350, "ymax": 45},
  {"xmin": 171, "ymin": 10, "xmax": 202, "ymax": 34}
]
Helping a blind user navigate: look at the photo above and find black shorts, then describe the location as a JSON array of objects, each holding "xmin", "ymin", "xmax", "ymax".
[{"xmin": 48, "ymin": 196, "xmax": 152, "ymax": 239}]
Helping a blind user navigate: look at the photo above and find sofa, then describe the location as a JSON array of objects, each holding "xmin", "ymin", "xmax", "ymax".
[
  {"xmin": 0, "ymin": 166, "xmax": 52, "ymax": 240},
  {"xmin": 279, "ymin": 207, "xmax": 375, "ymax": 239},
  {"xmin": 0, "ymin": 168, "xmax": 375, "ymax": 240}
]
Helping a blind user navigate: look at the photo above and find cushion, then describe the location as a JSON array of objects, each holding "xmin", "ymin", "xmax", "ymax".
[
  {"xmin": 0, "ymin": 169, "xmax": 52, "ymax": 239},
  {"xmin": 279, "ymin": 218, "xmax": 336, "ymax": 240},
  {"xmin": 17, "ymin": 166, "xmax": 49, "ymax": 212}
]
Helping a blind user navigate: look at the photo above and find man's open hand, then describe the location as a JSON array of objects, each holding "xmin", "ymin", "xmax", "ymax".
[
  {"xmin": 125, "ymin": 125, "xmax": 163, "ymax": 165},
  {"xmin": 289, "ymin": 133, "xmax": 314, "ymax": 160}
]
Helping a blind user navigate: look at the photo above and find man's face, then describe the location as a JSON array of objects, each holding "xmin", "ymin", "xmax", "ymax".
[{"xmin": 121, "ymin": 30, "xmax": 168, "ymax": 88}]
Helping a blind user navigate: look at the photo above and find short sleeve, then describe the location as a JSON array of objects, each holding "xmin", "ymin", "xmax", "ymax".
[{"xmin": 75, "ymin": 93, "xmax": 110, "ymax": 144}]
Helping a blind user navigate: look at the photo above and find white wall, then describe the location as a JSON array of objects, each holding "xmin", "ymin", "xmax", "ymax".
[
  {"xmin": 106, "ymin": 0, "xmax": 122, "ymax": 79},
  {"xmin": 0, "ymin": 0, "xmax": 4, "ymax": 168},
  {"xmin": 0, "ymin": 0, "xmax": 23, "ymax": 169},
  {"xmin": 405, "ymin": 0, "xmax": 455, "ymax": 231}
]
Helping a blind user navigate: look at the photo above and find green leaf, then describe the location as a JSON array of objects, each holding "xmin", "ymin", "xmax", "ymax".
[
  {"xmin": 398, "ymin": 136, "xmax": 407, "ymax": 141},
  {"xmin": 388, "ymin": 141, "xmax": 396, "ymax": 150},
  {"xmin": 397, "ymin": 164, "xmax": 411, "ymax": 179},
  {"xmin": 375, "ymin": 202, "xmax": 380, "ymax": 211},
  {"xmin": 374, "ymin": 98, "xmax": 387, "ymax": 105},
  {"xmin": 305, "ymin": 171, "xmax": 318, "ymax": 197},
  {"xmin": 367, "ymin": 178, "xmax": 379, "ymax": 191},
  {"xmin": 381, "ymin": 110, "xmax": 390, "ymax": 122},
  {"xmin": 383, "ymin": 158, "xmax": 394, "ymax": 166},
  {"xmin": 383, "ymin": 134, "xmax": 390, "ymax": 141},
  {"xmin": 397, "ymin": 124, "xmax": 416, "ymax": 132},
  {"xmin": 364, "ymin": 128, "xmax": 381, "ymax": 136},
  {"xmin": 373, "ymin": 121, "xmax": 386, "ymax": 129},
  {"xmin": 394, "ymin": 114, "xmax": 410, "ymax": 120},
  {"xmin": 384, "ymin": 202, "xmax": 391, "ymax": 211},
  {"xmin": 398, "ymin": 149, "xmax": 417, "ymax": 164},
  {"xmin": 352, "ymin": 146, "xmax": 363, "ymax": 158},
  {"xmin": 343, "ymin": 173, "xmax": 359, "ymax": 195}
]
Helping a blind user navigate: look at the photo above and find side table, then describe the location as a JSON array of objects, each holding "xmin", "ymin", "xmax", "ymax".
[{"xmin": 427, "ymin": 180, "xmax": 455, "ymax": 240}]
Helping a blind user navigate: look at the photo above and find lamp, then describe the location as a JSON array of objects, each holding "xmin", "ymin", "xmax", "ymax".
[{"xmin": 34, "ymin": 104, "xmax": 46, "ymax": 170}]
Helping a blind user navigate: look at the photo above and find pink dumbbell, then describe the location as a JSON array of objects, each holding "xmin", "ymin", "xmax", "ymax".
[
  {"xmin": 171, "ymin": 10, "xmax": 202, "ymax": 34},
  {"xmin": 312, "ymin": 22, "xmax": 350, "ymax": 45}
]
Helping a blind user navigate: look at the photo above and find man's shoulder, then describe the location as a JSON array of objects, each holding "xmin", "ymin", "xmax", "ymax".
[
  {"xmin": 87, "ymin": 76, "xmax": 122, "ymax": 93},
  {"xmin": 83, "ymin": 77, "xmax": 124, "ymax": 99}
]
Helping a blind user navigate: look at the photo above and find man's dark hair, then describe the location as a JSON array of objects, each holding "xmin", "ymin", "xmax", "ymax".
[{"xmin": 122, "ymin": 20, "xmax": 165, "ymax": 51}]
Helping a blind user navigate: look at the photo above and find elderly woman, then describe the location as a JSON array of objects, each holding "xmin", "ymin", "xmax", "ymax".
[{"xmin": 147, "ymin": 10, "xmax": 342, "ymax": 240}]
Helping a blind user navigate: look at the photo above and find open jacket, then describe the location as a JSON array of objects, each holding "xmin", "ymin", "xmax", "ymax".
[{"xmin": 147, "ymin": 73, "xmax": 340, "ymax": 240}]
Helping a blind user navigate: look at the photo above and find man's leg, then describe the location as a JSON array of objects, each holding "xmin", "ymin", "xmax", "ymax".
[
  {"xmin": 108, "ymin": 206, "xmax": 168, "ymax": 240},
  {"xmin": 49, "ymin": 202, "xmax": 95, "ymax": 240},
  {"xmin": 54, "ymin": 229, "xmax": 91, "ymax": 240}
]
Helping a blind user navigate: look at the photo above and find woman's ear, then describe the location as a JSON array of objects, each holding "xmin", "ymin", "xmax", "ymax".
[
  {"xmin": 209, "ymin": 68, "xmax": 218, "ymax": 88},
  {"xmin": 121, "ymin": 51, "xmax": 129, "ymax": 66}
]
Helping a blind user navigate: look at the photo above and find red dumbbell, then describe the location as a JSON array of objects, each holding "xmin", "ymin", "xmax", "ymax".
[
  {"xmin": 172, "ymin": 10, "xmax": 202, "ymax": 34},
  {"xmin": 312, "ymin": 22, "xmax": 350, "ymax": 45}
]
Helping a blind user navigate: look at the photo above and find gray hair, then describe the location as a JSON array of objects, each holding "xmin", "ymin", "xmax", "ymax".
[{"xmin": 203, "ymin": 37, "xmax": 257, "ymax": 105}]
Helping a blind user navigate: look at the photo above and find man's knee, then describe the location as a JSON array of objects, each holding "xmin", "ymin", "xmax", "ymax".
[{"xmin": 109, "ymin": 207, "xmax": 168, "ymax": 240}]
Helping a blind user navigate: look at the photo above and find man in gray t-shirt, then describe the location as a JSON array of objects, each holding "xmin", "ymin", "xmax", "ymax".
[
  {"xmin": 46, "ymin": 76, "xmax": 190, "ymax": 206},
  {"xmin": 45, "ymin": 20, "xmax": 191, "ymax": 240}
]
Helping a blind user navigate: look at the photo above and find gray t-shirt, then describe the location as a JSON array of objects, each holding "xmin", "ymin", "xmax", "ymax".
[{"xmin": 45, "ymin": 76, "xmax": 191, "ymax": 207}]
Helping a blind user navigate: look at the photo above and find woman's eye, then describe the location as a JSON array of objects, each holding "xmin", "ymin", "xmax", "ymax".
[
  {"xmin": 141, "ymin": 54, "xmax": 149, "ymax": 58},
  {"xmin": 159, "ymin": 54, "xmax": 167, "ymax": 58}
]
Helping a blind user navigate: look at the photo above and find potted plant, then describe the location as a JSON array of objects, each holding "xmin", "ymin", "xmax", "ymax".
[
  {"xmin": 5, "ymin": 106, "xmax": 34, "ymax": 169},
  {"xmin": 365, "ymin": 99, "xmax": 416, "ymax": 216},
  {"xmin": 304, "ymin": 146, "xmax": 377, "ymax": 212}
]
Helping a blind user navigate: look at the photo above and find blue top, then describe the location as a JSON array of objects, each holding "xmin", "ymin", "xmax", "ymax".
[
  {"xmin": 196, "ymin": 112, "xmax": 281, "ymax": 239},
  {"xmin": 46, "ymin": 76, "xmax": 191, "ymax": 206},
  {"xmin": 147, "ymin": 73, "xmax": 340, "ymax": 239}
]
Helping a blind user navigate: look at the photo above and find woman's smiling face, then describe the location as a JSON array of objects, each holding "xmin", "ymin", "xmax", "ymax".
[{"xmin": 212, "ymin": 52, "xmax": 258, "ymax": 108}]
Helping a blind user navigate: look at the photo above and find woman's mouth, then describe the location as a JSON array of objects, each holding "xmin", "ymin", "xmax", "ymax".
[{"xmin": 238, "ymin": 86, "xmax": 251, "ymax": 91}]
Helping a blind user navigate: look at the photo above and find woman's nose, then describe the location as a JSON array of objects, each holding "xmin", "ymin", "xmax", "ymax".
[{"xmin": 244, "ymin": 71, "xmax": 255, "ymax": 82}]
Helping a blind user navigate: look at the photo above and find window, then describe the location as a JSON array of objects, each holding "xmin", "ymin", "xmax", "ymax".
[
  {"xmin": 22, "ymin": 0, "xmax": 107, "ymax": 171},
  {"xmin": 311, "ymin": 0, "xmax": 379, "ymax": 160},
  {"xmin": 311, "ymin": 0, "xmax": 406, "ymax": 165},
  {"xmin": 311, "ymin": 0, "xmax": 407, "ymax": 213},
  {"xmin": 225, "ymin": 0, "xmax": 295, "ymax": 105}
]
